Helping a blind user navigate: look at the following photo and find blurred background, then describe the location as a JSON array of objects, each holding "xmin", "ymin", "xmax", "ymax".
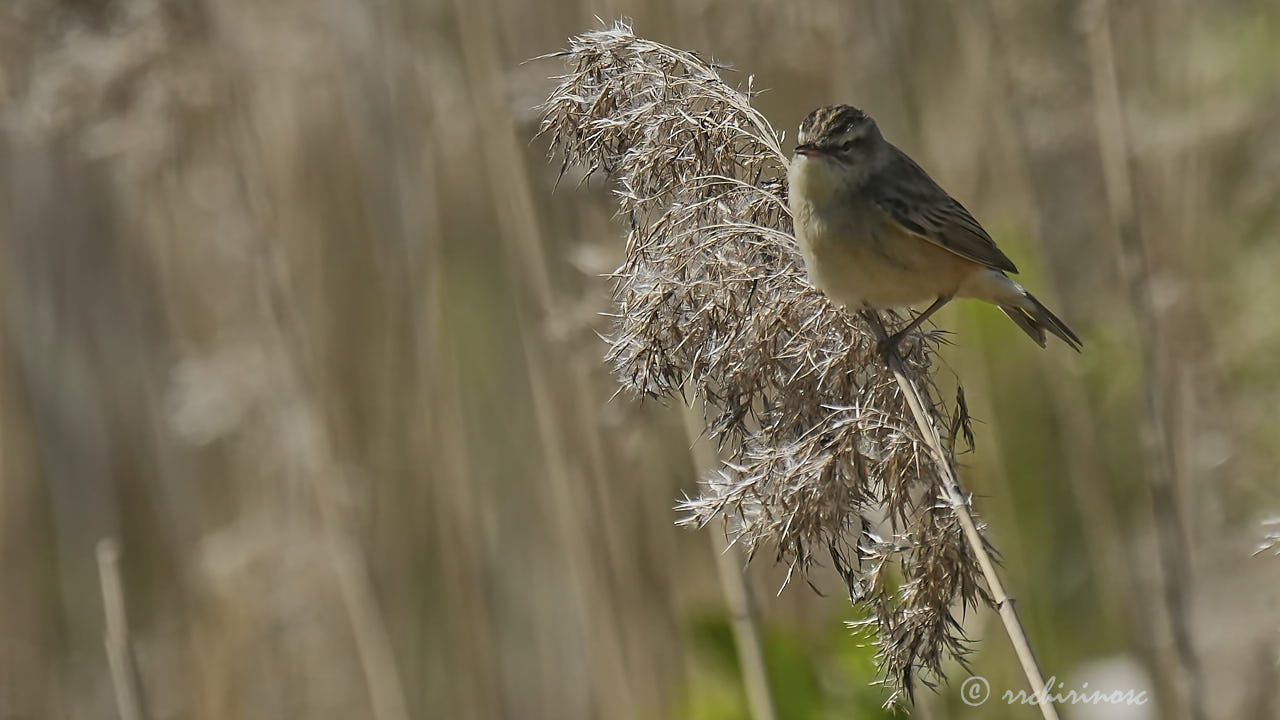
[{"xmin": 2, "ymin": 0, "xmax": 1279, "ymax": 718}]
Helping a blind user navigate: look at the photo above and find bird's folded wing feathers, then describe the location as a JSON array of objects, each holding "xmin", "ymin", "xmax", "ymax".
[{"xmin": 870, "ymin": 146, "xmax": 1019, "ymax": 274}]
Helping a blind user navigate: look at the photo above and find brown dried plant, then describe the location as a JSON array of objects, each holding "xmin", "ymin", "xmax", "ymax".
[{"xmin": 539, "ymin": 22, "xmax": 1048, "ymax": 711}]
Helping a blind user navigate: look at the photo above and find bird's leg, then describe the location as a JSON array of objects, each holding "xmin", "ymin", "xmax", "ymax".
[
  {"xmin": 859, "ymin": 308, "xmax": 889, "ymax": 344},
  {"xmin": 881, "ymin": 294, "xmax": 953, "ymax": 354}
]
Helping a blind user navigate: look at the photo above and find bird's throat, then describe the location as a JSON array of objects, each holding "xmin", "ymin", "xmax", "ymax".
[{"xmin": 788, "ymin": 153, "xmax": 849, "ymax": 208}]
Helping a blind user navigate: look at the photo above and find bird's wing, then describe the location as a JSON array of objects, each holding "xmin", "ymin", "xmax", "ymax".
[{"xmin": 869, "ymin": 145, "xmax": 1019, "ymax": 274}]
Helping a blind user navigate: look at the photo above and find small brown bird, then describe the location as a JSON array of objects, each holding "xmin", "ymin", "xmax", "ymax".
[{"xmin": 787, "ymin": 104, "xmax": 1080, "ymax": 351}]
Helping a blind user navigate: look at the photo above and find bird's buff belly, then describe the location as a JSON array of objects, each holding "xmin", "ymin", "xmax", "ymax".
[{"xmin": 795, "ymin": 212, "xmax": 972, "ymax": 310}]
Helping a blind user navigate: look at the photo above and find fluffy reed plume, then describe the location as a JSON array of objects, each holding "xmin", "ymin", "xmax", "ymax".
[{"xmin": 539, "ymin": 23, "xmax": 998, "ymax": 706}]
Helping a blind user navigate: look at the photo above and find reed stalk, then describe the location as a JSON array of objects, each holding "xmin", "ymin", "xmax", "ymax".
[{"xmin": 540, "ymin": 22, "xmax": 1058, "ymax": 713}]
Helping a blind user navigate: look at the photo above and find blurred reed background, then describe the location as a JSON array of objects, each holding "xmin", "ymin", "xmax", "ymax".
[{"xmin": 2, "ymin": 0, "xmax": 1279, "ymax": 718}]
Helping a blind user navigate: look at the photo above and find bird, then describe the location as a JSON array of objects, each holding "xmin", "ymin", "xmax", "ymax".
[{"xmin": 786, "ymin": 104, "xmax": 1080, "ymax": 353}]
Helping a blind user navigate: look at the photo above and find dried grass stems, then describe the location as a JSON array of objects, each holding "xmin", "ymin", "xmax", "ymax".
[
  {"xmin": 1256, "ymin": 517, "xmax": 1280, "ymax": 557},
  {"xmin": 539, "ymin": 23, "xmax": 1029, "ymax": 707}
]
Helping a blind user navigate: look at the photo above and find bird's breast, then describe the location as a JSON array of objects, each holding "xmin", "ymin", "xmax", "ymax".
[{"xmin": 789, "ymin": 167, "xmax": 973, "ymax": 310}]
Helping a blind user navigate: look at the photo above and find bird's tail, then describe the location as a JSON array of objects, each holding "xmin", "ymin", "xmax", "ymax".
[{"xmin": 1000, "ymin": 291, "xmax": 1081, "ymax": 351}]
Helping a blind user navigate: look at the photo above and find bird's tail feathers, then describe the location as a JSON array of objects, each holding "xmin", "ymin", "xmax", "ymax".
[{"xmin": 1000, "ymin": 291, "xmax": 1081, "ymax": 352}]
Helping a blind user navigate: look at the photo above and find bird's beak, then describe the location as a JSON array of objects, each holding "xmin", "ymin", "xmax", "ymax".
[{"xmin": 794, "ymin": 143, "xmax": 823, "ymax": 157}]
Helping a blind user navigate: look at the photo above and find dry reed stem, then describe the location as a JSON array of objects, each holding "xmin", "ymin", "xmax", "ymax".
[
  {"xmin": 1082, "ymin": 2, "xmax": 1206, "ymax": 718},
  {"xmin": 682, "ymin": 398, "xmax": 779, "ymax": 720},
  {"xmin": 1257, "ymin": 518, "xmax": 1280, "ymax": 557},
  {"xmin": 539, "ymin": 21, "xmax": 1055, "ymax": 710},
  {"xmin": 420, "ymin": 136, "xmax": 503, "ymax": 720},
  {"xmin": 97, "ymin": 538, "xmax": 148, "ymax": 720},
  {"xmin": 453, "ymin": 0, "xmax": 645, "ymax": 713},
  {"xmin": 242, "ymin": 146, "xmax": 412, "ymax": 720},
  {"xmin": 863, "ymin": 313, "xmax": 1060, "ymax": 720}
]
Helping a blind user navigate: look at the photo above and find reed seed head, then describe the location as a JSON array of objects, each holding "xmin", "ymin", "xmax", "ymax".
[{"xmin": 540, "ymin": 21, "xmax": 989, "ymax": 707}]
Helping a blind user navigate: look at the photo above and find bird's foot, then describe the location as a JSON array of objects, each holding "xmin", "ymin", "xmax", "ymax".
[{"xmin": 876, "ymin": 330, "xmax": 908, "ymax": 361}]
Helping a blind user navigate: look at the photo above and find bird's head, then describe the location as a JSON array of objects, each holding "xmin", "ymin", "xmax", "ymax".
[{"xmin": 794, "ymin": 105, "xmax": 885, "ymax": 170}]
